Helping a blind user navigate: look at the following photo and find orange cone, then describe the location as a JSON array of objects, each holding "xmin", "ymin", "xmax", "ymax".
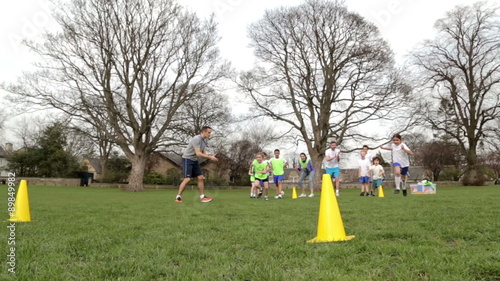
[
  {"xmin": 9, "ymin": 180, "xmax": 32, "ymax": 222},
  {"xmin": 307, "ymin": 174, "xmax": 354, "ymax": 243}
]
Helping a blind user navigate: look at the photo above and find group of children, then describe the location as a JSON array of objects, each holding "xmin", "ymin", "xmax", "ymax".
[
  {"xmin": 248, "ymin": 149, "xmax": 288, "ymax": 201},
  {"xmin": 249, "ymin": 133, "xmax": 414, "ymax": 199}
]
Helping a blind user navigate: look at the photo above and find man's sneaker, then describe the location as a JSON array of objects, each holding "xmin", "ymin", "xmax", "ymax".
[
  {"xmin": 265, "ymin": 196, "xmax": 269, "ymax": 201},
  {"xmin": 402, "ymin": 189, "xmax": 407, "ymax": 197},
  {"xmin": 394, "ymin": 189, "xmax": 400, "ymax": 194},
  {"xmin": 360, "ymin": 192, "xmax": 365, "ymax": 196},
  {"xmin": 175, "ymin": 197, "xmax": 183, "ymax": 203},
  {"xmin": 200, "ymin": 196, "xmax": 212, "ymax": 203},
  {"xmin": 336, "ymin": 189, "xmax": 340, "ymax": 197},
  {"xmin": 308, "ymin": 194, "xmax": 315, "ymax": 198},
  {"xmin": 299, "ymin": 194, "xmax": 307, "ymax": 198},
  {"xmin": 257, "ymin": 192, "xmax": 263, "ymax": 198}
]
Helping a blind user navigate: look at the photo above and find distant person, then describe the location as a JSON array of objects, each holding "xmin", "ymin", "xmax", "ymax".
[
  {"xmin": 360, "ymin": 145, "xmax": 374, "ymax": 194},
  {"xmin": 325, "ymin": 141, "xmax": 341, "ymax": 196},
  {"xmin": 248, "ymin": 160, "xmax": 258, "ymax": 198},
  {"xmin": 379, "ymin": 134, "xmax": 414, "ymax": 196},
  {"xmin": 175, "ymin": 126, "xmax": 218, "ymax": 203},
  {"xmin": 370, "ymin": 156, "xmax": 385, "ymax": 196},
  {"xmin": 358, "ymin": 151, "xmax": 371, "ymax": 196},
  {"xmin": 253, "ymin": 152, "xmax": 271, "ymax": 201},
  {"xmin": 270, "ymin": 149, "xmax": 288, "ymax": 199},
  {"xmin": 297, "ymin": 152, "xmax": 316, "ymax": 197}
]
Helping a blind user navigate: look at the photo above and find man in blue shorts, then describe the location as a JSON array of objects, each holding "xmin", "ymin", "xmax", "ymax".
[
  {"xmin": 325, "ymin": 141, "xmax": 341, "ymax": 196},
  {"xmin": 175, "ymin": 126, "xmax": 218, "ymax": 203}
]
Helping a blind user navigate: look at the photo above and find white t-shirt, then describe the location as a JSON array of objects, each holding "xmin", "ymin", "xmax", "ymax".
[
  {"xmin": 325, "ymin": 148, "xmax": 340, "ymax": 168},
  {"xmin": 370, "ymin": 164, "xmax": 384, "ymax": 180},
  {"xmin": 392, "ymin": 143, "xmax": 410, "ymax": 167},
  {"xmin": 358, "ymin": 158, "xmax": 371, "ymax": 177}
]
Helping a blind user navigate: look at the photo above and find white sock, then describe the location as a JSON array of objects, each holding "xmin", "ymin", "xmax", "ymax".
[
  {"xmin": 402, "ymin": 180, "xmax": 407, "ymax": 190},
  {"xmin": 395, "ymin": 177, "xmax": 401, "ymax": 190},
  {"xmin": 200, "ymin": 194, "xmax": 205, "ymax": 199}
]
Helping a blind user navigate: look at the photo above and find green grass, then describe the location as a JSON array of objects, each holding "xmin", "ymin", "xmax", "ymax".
[{"xmin": 1, "ymin": 184, "xmax": 500, "ymax": 281}]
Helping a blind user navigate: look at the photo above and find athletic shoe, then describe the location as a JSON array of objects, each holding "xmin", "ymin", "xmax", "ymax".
[
  {"xmin": 394, "ymin": 189, "xmax": 400, "ymax": 194},
  {"xmin": 402, "ymin": 189, "xmax": 407, "ymax": 197},
  {"xmin": 360, "ymin": 192, "xmax": 365, "ymax": 196},
  {"xmin": 336, "ymin": 190, "xmax": 340, "ymax": 197},
  {"xmin": 257, "ymin": 192, "xmax": 263, "ymax": 198},
  {"xmin": 280, "ymin": 191, "xmax": 285, "ymax": 196},
  {"xmin": 200, "ymin": 196, "xmax": 212, "ymax": 203},
  {"xmin": 175, "ymin": 197, "xmax": 183, "ymax": 203},
  {"xmin": 274, "ymin": 195, "xmax": 279, "ymax": 199},
  {"xmin": 277, "ymin": 194, "xmax": 282, "ymax": 199},
  {"xmin": 265, "ymin": 196, "xmax": 269, "ymax": 201},
  {"xmin": 308, "ymin": 194, "xmax": 315, "ymax": 198},
  {"xmin": 299, "ymin": 194, "xmax": 307, "ymax": 198},
  {"xmin": 370, "ymin": 192, "xmax": 375, "ymax": 197}
]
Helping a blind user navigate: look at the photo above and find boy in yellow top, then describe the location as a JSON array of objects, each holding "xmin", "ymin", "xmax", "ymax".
[{"xmin": 270, "ymin": 149, "xmax": 288, "ymax": 199}]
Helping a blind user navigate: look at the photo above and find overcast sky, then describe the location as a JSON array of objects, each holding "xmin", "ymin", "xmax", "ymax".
[{"xmin": 0, "ymin": 0, "xmax": 486, "ymax": 165}]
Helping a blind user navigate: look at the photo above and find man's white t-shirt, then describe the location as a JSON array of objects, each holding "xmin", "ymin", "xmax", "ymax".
[{"xmin": 325, "ymin": 148, "xmax": 340, "ymax": 168}]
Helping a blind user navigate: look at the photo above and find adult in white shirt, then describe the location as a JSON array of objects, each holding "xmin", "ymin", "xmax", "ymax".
[{"xmin": 324, "ymin": 141, "xmax": 341, "ymax": 196}]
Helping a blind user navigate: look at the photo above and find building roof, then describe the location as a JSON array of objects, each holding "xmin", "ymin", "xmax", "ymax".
[{"xmin": 86, "ymin": 158, "xmax": 103, "ymax": 174}]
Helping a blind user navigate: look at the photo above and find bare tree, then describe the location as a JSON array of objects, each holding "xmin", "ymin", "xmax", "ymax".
[
  {"xmin": 237, "ymin": 0, "xmax": 407, "ymax": 182},
  {"xmin": 4, "ymin": 0, "xmax": 228, "ymax": 191},
  {"xmin": 411, "ymin": 2, "xmax": 500, "ymax": 183}
]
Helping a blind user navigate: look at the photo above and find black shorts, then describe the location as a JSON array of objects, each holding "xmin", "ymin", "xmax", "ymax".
[{"xmin": 182, "ymin": 158, "xmax": 202, "ymax": 178}]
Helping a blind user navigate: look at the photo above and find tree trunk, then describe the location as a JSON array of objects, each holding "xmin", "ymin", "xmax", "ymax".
[
  {"xmin": 126, "ymin": 155, "xmax": 147, "ymax": 191},
  {"xmin": 99, "ymin": 156, "xmax": 108, "ymax": 182}
]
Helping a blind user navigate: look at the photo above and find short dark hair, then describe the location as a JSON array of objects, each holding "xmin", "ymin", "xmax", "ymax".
[
  {"xmin": 201, "ymin": 126, "xmax": 212, "ymax": 132},
  {"xmin": 362, "ymin": 145, "xmax": 369, "ymax": 149},
  {"xmin": 392, "ymin": 133, "xmax": 402, "ymax": 140},
  {"xmin": 330, "ymin": 141, "xmax": 337, "ymax": 145},
  {"xmin": 274, "ymin": 149, "xmax": 280, "ymax": 153},
  {"xmin": 372, "ymin": 156, "xmax": 380, "ymax": 162}
]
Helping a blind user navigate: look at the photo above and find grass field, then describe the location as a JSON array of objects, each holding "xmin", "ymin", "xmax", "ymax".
[{"xmin": 1, "ymin": 183, "xmax": 500, "ymax": 281}]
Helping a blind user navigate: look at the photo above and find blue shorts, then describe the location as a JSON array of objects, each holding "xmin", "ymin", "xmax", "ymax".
[
  {"xmin": 372, "ymin": 179, "xmax": 382, "ymax": 189},
  {"xmin": 182, "ymin": 158, "xmax": 202, "ymax": 178},
  {"xmin": 326, "ymin": 167, "xmax": 340, "ymax": 178},
  {"xmin": 359, "ymin": 176, "xmax": 370, "ymax": 183},
  {"xmin": 256, "ymin": 177, "xmax": 269, "ymax": 186},
  {"xmin": 273, "ymin": 175, "xmax": 284, "ymax": 184},
  {"xmin": 393, "ymin": 163, "xmax": 409, "ymax": 175}
]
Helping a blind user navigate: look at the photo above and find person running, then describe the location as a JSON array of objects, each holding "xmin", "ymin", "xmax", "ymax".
[
  {"xmin": 379, "ymin": 134, "xmax": 414, "ymax": 196},
  {"xmin": 175, "ymin": 126, "xmax": 218, "ymax": 203},
  {"xmin": 325, "ymin": 141, "xmax": 341, "ymax": 196},
  {"xmin": 253, "ymin": 152, "xmax": 271, "ymax": 201},
  {"xmin": 358, "ymin": 151, "xmax": 372, "ymax": 196},
  {"xmin": 297, "ymin": 152, "xmax": 316, "ymax": 197},
  {"xmin": 370, "ymin": 156, "xmax": 385, "ymax": 196},
  {"xmin": 270, "ymin": 149, "xmax": 288, "ymax": 199},
  {"xmin": 360, "ymin": 145, "xmax": 374, "ymax": 195}
]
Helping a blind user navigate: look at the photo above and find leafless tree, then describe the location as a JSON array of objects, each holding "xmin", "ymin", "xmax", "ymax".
[
  {"xmin": 4, "ymin": 0, "xmax": 228, "ymax": 190},
  {"xmin": 410, "ymin": 2, "xmax": 500, "ymax": 184},
  {"xmin": 238, "ymin": 0, "xmax": 408, "ymax": 183}
]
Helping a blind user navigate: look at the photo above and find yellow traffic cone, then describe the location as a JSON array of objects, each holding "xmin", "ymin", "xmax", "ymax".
[
  {"xmin": 292, "ymin": 186, "xmax": 298, "ymax": 199},
  {"xmin": 307, "ymin": 174, "xmax": 354, "ymax": 243},
  {"xmin": 378, "ymin": 185, "xmax": 385, "ymax": 197},
  {"xmin": 9, "ymin": 180, "xmax": 32, "ymax": 222}
]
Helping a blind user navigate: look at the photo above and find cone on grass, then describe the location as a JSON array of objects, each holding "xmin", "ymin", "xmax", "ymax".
[
  {"xmin": 9, "ymin": 180, "xmax": 32, "ymax": 222},
  {"xmin": 292, "ymin": 186, "xmax": 298, "ymax": 199},
  {"xmin": 307, "ymin": 174, "xmax": 354, "ymax": 243},
  {"xmin": 378, "ymin": 185, "xmax": 385, "ymax": 197}
]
